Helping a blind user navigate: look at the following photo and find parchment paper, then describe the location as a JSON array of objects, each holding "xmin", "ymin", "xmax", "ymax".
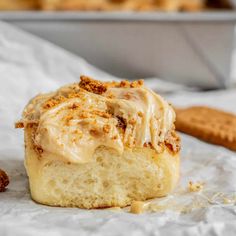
[{"xmin": 0, "ymin": 21, "xmax": 236, "ymax": 236}]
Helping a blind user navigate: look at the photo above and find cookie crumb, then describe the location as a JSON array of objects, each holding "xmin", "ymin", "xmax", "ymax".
[
  {"xmin": 0, "ymin": 169, "xmax": 9, "ymax": 192},
  {"xmin": 92, "ymin": 110, "xmax": 112, "ymax": 119},
  {"xmin": 138, "ymin": 112, "xmax": 143, "ymax": 117},
  {"xmin": 43, "ymin": 95, "xmax": 67, "ymax": 109},
  {"xmin": 79, "ymin": 76, "xmax": 107, "ymax": 94},
  {"xmin": 90, "ymin": 129, "xmax": 102, "ymax": 137},
  {"xmin": 188, "ymin": 181, "xmax": 203, "ymax": 192},
  {"xmin": 15, "ymin": 121, "xmax": 24, "ymax": 129},
  {"xmin": 103, "ymin": 124, "xmax": 111, "ymax": 133},
  {"xmin": 223, "ymin": 198, "xmax": 233, "ymax": 204},
  {"xmin": 128, "ymin": 118, "xmax": 136, "ymax": 125},
  {"xmin": 130, "ymin": 201, "xmax": 145, "ymax": 214},
  {"xmin": 107, "ymin": 207, "xmax": 121, "ymax": 212},
  {"xmin": 130, "ymin": 80, "xmax": 144, "ymax": 88},
  {"xmin": 164, "ymin": 128, "xmax": 181, "ymax": 154}
]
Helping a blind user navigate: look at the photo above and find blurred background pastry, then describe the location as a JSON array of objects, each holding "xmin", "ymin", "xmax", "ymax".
[
  {"xmin": 0, "ymin": 0, "xmax": 232, "ymax": 11},
  {"xmin": 0, "ymin": 0, "xmax": 40, "ymax": 10},
  {"xmin": 40, "ymin": 0, "xmax": 232, "ymax": 11}
]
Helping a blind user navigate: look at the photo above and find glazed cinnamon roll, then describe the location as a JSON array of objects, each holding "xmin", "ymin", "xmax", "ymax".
[{"xmin": 16, "ymin": 76, "xmax": 180, "ymax": 209}]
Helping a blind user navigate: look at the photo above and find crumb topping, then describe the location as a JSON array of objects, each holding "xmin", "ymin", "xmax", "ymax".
[
  {"xmin": 35, "ymin": 146, "xmax": 44, "ymax": 155},
  {"xmin": 15, "ymin": 121, "xmax": 24, "ymax": 128},
  {"xmin": 142, "ymin": 128, "xmax": 180, "ymax": 154},
  {"xmin": 79, "ymin": 76, "xmax": 108, "ymax": 94},
  {"xmin": 67, "ymin": 92, "xmax": 83, "ymax": 99},
  {"xmin": 130, "ymin": 80, "xmax": 144, "ymax": 88},
  {"xmin": 106, "ymin": 79, "xmax": 144, "ymax": 89},
  {"xmin": 92, "ymin": 110, "xmax": 112, "ymax": 119},
  {"xmin": 164, "ymin": 128, "xmax": 181, "ymax": 154},
  {"xmin": 103, "ymin": 124, "xmax": 111, "ymax": 133},
  {"xmin": 90, "ymin": 129, "xmax": 102, "ymax": 137},
  {"xmin": 15, "ymin": 121, "xmax": 39, "ymax": 129},
  {"xmin": 43, "ymin": 95, "xmax": 67, "ymax": 109},
  {"xmin": 112, "ymin": 135, "xmax": 118, "ymax": 140},
  {"xmin": 69, "ymin": 103, "xmax": 80, "ymax": 109},
  {"xmin": 17, "ymin": 75, "xmax": 179, "ymax": 163},
  {"xmin": 119, "ymin": 80, "xmax": 130, "ymax": 88},
  {"xmin": 79, "ymin": 76, "xmax": 144, "ymax": 95},
  {"xmin": 128, "ymin": 118, "xmax": 136, "ymax": 125},
  {"xmin": 138, "ymin": 112, "xmax": 143, "ymax": 117},
  {"xmin": 143, "ymin": 142, "xmax": 154, "ymax": 149},
  {"xmin": 64, "ymin": 114, "xmax": 74, "ymax": 126},
  {"xmin": 79, "ymin": 111, "xmax": 90, "ymax": 119}
]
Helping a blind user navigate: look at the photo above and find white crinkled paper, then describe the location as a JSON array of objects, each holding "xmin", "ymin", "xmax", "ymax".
[{"xmin": 0, "ymin": 21, "xmax": 236, "ymax": 236}]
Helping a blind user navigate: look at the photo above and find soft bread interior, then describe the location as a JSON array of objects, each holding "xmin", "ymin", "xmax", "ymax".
[{"xmin": 25, "ymin": 127, "xmax": 179, "ymax": 209}]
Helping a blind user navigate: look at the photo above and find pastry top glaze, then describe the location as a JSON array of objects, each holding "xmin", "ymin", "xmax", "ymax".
[{"xmin": 16, "ymin": 76, "xmax": 179, "ymax": 163}]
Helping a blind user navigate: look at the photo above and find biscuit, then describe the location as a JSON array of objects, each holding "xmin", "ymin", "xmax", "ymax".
[
  {"xmin": 175, "ymin": 106, "xmax": 236, "ymax": 151},
  {"xmin": 0, "ymin": 169, "xmax": 9, "ymax": 192}
]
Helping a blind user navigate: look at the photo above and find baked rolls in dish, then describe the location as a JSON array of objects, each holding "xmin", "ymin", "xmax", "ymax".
[
  {"xmin": 0, "ymin": 0, "xmax": 231, "ymax": 11},
  {"xmin": 16, "ymin": 76, "xmax": 180, "ymax": 209},
  {"xmin": 40, "ymin": 0, "xmax": 204, "ymax": 11},
  {"xmin": 40, "ymin": 0, "xmax": 232, "ymax": 11}
]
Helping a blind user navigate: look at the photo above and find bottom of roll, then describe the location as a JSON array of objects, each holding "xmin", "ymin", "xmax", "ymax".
[{"xmin": 25, "ymin": 127, "xmax": 179, "ymax": 209}]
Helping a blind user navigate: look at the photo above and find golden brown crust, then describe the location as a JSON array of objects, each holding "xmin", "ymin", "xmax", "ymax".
[
  {"xmin": 0, "ymin": 169, "xmax": 9, "ymax": 192},
  {"xmin": 175, "ymin": 106, "xmax": 236, "ymax": 151}
]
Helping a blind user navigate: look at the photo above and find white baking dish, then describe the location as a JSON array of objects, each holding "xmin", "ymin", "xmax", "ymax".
[{"xmin": 1, "ymin": 12, "xmax": 236, "ymax": 88}]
